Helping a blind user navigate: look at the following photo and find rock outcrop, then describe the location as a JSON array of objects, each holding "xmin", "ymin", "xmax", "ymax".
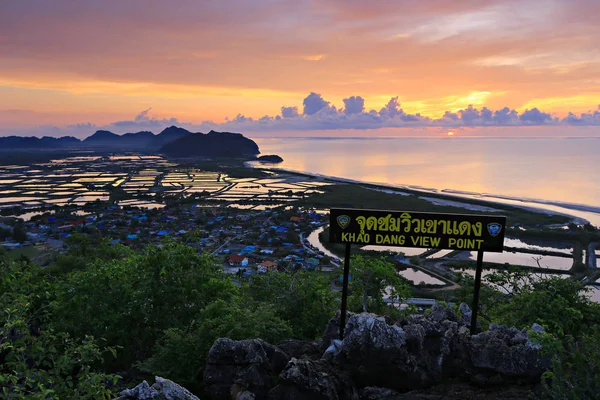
[
  {"xmin": 118, "ymin": 304, "xmax": 549, "ymax": 400},
  {"xmin": 203, "ymin": 338, "xmax": 289, "ymax": 400},
  {"xmin": 268, "ymin": 358, "xmax": 358, "ymax": 400},
  {"xmin": 116, "ymin": 376, "xmax": 200, "ymax": 400}
]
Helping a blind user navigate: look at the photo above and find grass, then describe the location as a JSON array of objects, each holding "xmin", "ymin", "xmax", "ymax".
[{"xmin": 299, "ymin": 184, "xmax": 570, "ymax": 227}]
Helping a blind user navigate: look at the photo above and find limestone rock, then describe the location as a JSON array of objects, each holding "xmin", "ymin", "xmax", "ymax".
[
  {"xmin": 268, "ymin": 357, "xmax": 358, "ymax": 400},
  {"xmin": 116, "ymin": 377, "xmax": 199, "ymax": 400},
  {"xmin": 358, "ymin": 387, "xmax": 402, "ymax": 400},
  {"xmin": 203, "ymin": 338, "xmax": 289, "ymax": 400},
  {"xmin": 469, "ymin": 325, "xmax": 550, "ymax": 380},
  {"xmin": 277, "ymin": 339, "xmax": 322, "ymax": 360}
]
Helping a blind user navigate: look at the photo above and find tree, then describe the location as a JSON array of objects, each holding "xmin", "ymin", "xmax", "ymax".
[
  {"xmin": 0, "ymin": 257, "xmax": 120, "ymax": 399},
  {"xmin": 50, "ymin": 242, "xmax": 238, "ymax": 369},
  {"xmin": 140, "ymin": 298, "xmax": 292, "ymax": 393},
  {"xmin": 243, "ymin": 270, "xmax": 338, "ymax": 339},
  {"xmin": 11, "ymin": 223, "xmax": 27, "ymax": 243},
  {"xmin": 349, "ymin": 255, "xmax": 410, "ymax": 314}
]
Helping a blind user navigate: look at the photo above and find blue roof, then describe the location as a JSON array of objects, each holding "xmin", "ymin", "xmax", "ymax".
[
  {"xmin": 277, "ymin": 227, "xmax": 289, "ymax": 232},
  {"xmin": 111, "ymin": 239, "xmax": 121, "ymax": 244},
  {"xmin": 126, "ymin": 234, "xmax": 138, "ymax": 240},
  {"xmin": 48, "ymin": 217, "xmax": 56, "ymax": 222},
  {"xmin": 60, "ymin": 233, "xmax": 70, "ymax": 238},
  {"xmin": 157, "ymin": 230, "xmax": 169, "ymax": 236},
  {"xmin": 339, "ymin": 274, "xmax": 352, "ymax": 282}
]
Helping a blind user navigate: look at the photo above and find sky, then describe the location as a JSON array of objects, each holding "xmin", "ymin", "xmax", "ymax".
[{"xmin": 1, "ymin": 0, "xmax": 599, "ymax": 137}]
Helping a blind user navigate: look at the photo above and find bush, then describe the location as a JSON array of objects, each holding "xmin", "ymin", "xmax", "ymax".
[{"xmin": 140, "ymin": 298, "xmax": 292, "ymax": 393}]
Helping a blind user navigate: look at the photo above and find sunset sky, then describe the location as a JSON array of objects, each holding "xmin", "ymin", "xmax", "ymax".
[{"xmin": 1, "ymin": 0, "xmax": 599, "ymax": 136}]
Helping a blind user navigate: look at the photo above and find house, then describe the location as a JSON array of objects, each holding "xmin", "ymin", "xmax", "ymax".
[
  {"xmin": 290, "ymin": 216, "xmax": 301, "ymax": 223},
  {"xmin": 258, "ymin": 260, "xmax": 277, "ymax": 273},
  {"xmin": 240, "ymin": 245, "xmax": 256, "ymax": 255},
  {"xmin": 228, "ymin": 255, "xmax": 249, "ymax": 267},
  {"xmin": 260, "ymin": 248, "xmax": 274, "ymax": 255},
  {"xmin": 305, "ymin": 258, "xmax": 320, "ymax": 270}
]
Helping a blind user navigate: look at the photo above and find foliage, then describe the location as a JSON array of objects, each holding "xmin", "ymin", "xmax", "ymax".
[
  {"xmin": 469, "ymin": 267, "xmax": 600, "ymax": 399},
  {"xmin": 50, "ymin": 233, "xmax": 133, "ymax": 275},
  {"xmin": 11, "ymin": 223, "xmax": 28, "ymax": 243},
  {"xmin": 243, "ymin": 269, "xmax": 338, "ymax": 339},
  {"xmin": 348, "ymin": 255, "xmax": 410, "ymax": 315},
  {"xmin": 50, "ymin": 242, "xmax": 237, "ymax": 369},
  {"xmin": 484, "ymin": 270, "xmax": 600, "ymax": 337},
  {"xmin": 532, "ymin": 329, "xmax": 600, "ymax": 400},
  {"xmin": 0, "ymin": 257, "xmax": 120, "ymax": 399},
  {"xmin": 140, "ymin": 298, "xmax": 292, "ymax": 393}
]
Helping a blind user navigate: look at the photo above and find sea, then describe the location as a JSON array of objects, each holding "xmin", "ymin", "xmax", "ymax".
[{"xmin": 251, "ymin": 135, "xmax": 600, "ymax": 226}]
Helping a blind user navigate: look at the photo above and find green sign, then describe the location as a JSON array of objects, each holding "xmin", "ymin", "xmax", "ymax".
[{"xmin": 329, "ymin": 208, "xmax": 506, "ymax": 252}]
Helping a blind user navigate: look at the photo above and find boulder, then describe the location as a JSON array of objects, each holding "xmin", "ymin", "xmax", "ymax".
[
  {"xmin": 469, "ymin": 324, "xmax": 550, "ymax": 381},
  {"xmin": 334, "ymin": 313, "xmax": 421, "ymax": 390},
  {"xmin": 203, "ymin": 338, "xmax": 290, "ymax": 400},
  {"xmin": 428, "ymin": 302, "xmax": 457, "ymax": 323},
  {"xmin": 358, "ymin": 387, "xmax": 402, "ymax": 400},
  {"xmin": 115, "ymin": 376, "xmax": 200, "ymax": 400},
  {"xmin": 268, "ymin": 357, "xmax": 358, "ymax": 400},
  {"xmin": 277, "ymin": 339, "xmax": 322, "ymax": 360},
  {"xmin": 321, "ymin": 310, "xmax": 356, "ymax": 353}
]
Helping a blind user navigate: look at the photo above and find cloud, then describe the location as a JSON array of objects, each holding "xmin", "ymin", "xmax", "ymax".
[
  {"xmin": 342, "ymin": 96, "xmax": 365, "ymax": 115},
  {"xmin": 3, "ymin": 96, "xmax": 600, "ymax": 138},
  {"xmin": 563, "ymin": 105, "xmax": 600, "ymax": 125},
  {"xmin": 134, "ymin": 107, "xmax": 153, "ymax": 122},
  {"xmin": 302, "ymin": 92, "xmax": 330, "ymax": 115},
  {"xmin": 281, "ymin": 106, "xmax": 299, "ymax": 118},
  {"xmin": 519, "ymin": 108, "xmax": 555, "ymax": 125}
]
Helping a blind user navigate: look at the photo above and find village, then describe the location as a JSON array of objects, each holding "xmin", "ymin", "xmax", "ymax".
[{"xmin": 0, "ymin": 201, "xmax": 341, "ymax": 277}]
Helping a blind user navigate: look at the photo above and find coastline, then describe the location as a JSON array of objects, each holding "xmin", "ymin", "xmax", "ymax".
[{"xmin": 246, "ymin": 162, "xmax": 599, "ymax": 226}]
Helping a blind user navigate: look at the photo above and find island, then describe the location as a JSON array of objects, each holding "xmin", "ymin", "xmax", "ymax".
[{"xmin": 256, "ymin": 154, "xmax": 284, "ymax": 163}]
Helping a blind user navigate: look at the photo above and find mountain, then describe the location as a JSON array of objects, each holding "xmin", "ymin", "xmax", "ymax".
[
  {"xmin": 0, "ymin": 126, "xmax": 263, "ymax": 159},
  {"xmin": 82, "ymin": 130, "xmax": 121, "ymax": 147},
  {"xmin": 153, "ymin": 126, "xmax": 192, "ymax": 148},
  {"xmin": 160, "ymin": 130, "xmax": 260, "ymax": 157},
  {"xmin": 0, "ymin": 135, "xmax": 80, "ymax": 149},
  {"xmin": 119, "ymin": 131, "xmax": 156, "ymax": 148}
]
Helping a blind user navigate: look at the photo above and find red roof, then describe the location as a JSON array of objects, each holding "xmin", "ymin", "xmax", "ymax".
[
  {"xmin": 290, "ymin": 216, "xmax": 301, "ymax": 222},
  {"xmin": 260, "ymin": 261, "xmax": 277, "ymax": 267},
  {"xmin": 229, "ymin": 255, "xmax": 247, "ymax": 263}
]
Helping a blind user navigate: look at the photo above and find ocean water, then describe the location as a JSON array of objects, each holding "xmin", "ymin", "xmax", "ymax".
[{"xmin": 252, "ymin": 136, "xmax": 600, "ymax": 223}]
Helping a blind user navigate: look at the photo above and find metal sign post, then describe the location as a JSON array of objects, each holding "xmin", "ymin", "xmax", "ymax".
[
  {"xmin": 339, "ymin": 243, "xmax": 352, "ymax": 340},
  {"xmin": 329, "ymin": 208, "xmax": 506, "ymax": 340},
  {"xmin": 470, "ymin": 250, "xmax": 485, "ymax": 334}
]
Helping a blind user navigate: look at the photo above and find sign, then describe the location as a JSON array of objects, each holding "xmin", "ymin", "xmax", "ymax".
[{"xmin": 329, "ymin": 208, "xmax": 506, "ymax": 252}]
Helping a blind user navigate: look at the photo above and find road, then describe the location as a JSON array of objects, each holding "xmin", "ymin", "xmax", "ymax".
[
  {"xmin": 589, "ymin": 242, "xmax": 599, "ymax": 269},
  {"xmin": 299, "ymin": 231, "xmax": 341, "ymax": 268}
]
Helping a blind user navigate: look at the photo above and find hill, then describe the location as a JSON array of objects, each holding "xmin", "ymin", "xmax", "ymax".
[
  {"xmin": 0, "ymin": 126, "xmax": 261, "ymax": 159},
  {"xmin": 0, "ymin": 135, "xmax": 80, "ymax": 149},
  {"xmin": 160, "ymin": 130, "xmax": 260, "ymax": 157}
]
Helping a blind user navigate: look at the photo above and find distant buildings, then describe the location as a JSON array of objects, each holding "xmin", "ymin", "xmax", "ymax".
[{"xmin": 228, "ymin": 255, "xmax": 249, "ymax": 267}]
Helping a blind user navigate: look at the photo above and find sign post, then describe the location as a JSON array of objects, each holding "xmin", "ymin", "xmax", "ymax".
[
  {"xmin": 329, "ymin": 208, "xmax": 506, "ymax": 339},
  {"xmin": 339, "ymin": 243, "xmax": 352, "ymax": 339},
  {"xmin": 470, "ymin": 250, "xmax": 485, "ymax": 334}
]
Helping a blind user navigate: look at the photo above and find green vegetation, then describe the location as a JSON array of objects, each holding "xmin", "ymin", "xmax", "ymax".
[
  {"xmin": 0, "ymin": 241, "xmax": 340, "ymax": 398},
  {"xmin": 454, "ymin": 268, "xmax": 600, "ymax": 399},
  {"xmin": 300, "ymin": 184, "xmax": 570, "ymax": 227},
  {"xmin": 348, "ymin": 255, "xmax": 411, "ymax": 314},
  {"xmin": 3, "ymin": 234, "xmax": 600, "ymax": 399}
]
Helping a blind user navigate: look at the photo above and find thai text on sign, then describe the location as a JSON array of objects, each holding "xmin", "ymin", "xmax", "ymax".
[{"xmin": 329, "ymin": 208, "xmax": 506, "ymax": 252}]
